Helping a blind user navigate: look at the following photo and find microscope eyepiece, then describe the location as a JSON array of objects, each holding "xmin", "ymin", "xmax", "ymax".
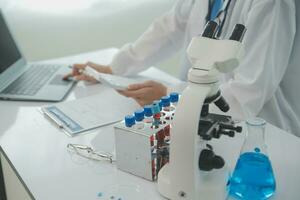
[
  {"xmin": 229, "ymin": 24, "xmax": 247, "ymax": 42},
  {"xmin": 202, "ymin": 21, "xmax": 219, "ymax": 38}
]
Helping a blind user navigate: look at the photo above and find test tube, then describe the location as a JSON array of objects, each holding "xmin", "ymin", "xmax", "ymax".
[
  {"xmin": 125, "ymin": 115, "xmax": 135, "ymax": 128},
  {"xmin": 170, "ymin": 92, "xmax": 179, "ymax": 112},
  {"xmin": 143, "ymin": 105, "xmax": 153, "ymax": 124},
  {"xmin": 161, "ymin": 96, "xmax": 171, "ymax": 112},
  {"xmin": 153, "ymin": 100, "xmax": 163, "ymax": 116},
  {"xmin": 156, "ymin": 129, "xmax": 165, "ymax": 148},
  {"xmin": 164, "ymin": 125, "xmax": 171, "ymax": 141},
  {"xmin": 134, "ymin": 109, "xmax": 145, "ymax": 129},
  {"xmin": 151, "ymin": 103, "xmax": 161, "ymax": 129},
  {"xmin": 161, "ymin": 96, "xmax": 172, "ymax": 121}
]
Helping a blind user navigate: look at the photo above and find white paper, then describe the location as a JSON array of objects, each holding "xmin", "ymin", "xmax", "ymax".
[{"xmin": 43, "ymin": 88, "xmax": 139, "ymax": 135}]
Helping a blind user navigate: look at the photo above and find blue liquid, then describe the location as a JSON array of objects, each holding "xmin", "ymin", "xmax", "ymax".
[{"xmin": 228, "ymin": 152, "xmax": 276, "ymax": 200}]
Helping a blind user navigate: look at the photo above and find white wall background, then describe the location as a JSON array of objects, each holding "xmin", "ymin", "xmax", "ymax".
[{"xmin": 0, "ymin": 0, "xmax": 181, "ymax": 76}]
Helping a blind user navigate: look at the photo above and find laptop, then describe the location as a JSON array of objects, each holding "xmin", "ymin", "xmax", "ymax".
[
  {"xmin": 0, "ymin": 10, "xmax": 75, "ymax": 102},
  {"xmin": 0, "ymin": 146, "xmax": 35, "ymax": 200}
]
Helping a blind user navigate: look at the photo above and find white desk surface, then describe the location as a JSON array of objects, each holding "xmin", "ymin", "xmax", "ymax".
[{"xmin": 0, "ymin": 49, "xmax": 300, "ymax": 200}]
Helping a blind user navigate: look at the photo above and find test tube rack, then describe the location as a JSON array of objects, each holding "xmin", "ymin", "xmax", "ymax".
[{"xmin": 114, "ymin": 108, "xmax": 175, "ymax": 181}]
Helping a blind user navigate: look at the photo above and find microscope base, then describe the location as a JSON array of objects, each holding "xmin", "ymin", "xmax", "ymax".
[
  {"xmin": 157, "ymin": 164, "xmax": 172, "ymax": 200},
  {"xmin": 158, "ymin": 163, "xmax": 230, "ymax": 200}
]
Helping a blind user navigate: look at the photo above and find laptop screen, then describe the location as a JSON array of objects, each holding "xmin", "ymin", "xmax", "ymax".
[{"xmin": 0, "ymin": 12, "xmax": 22, "ymax": 74}]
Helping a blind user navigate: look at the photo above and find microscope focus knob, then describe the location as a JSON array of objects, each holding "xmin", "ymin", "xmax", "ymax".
[
  {"xmin": 199, "ymin": 149, "xmax": 225, "ymax": 171},
  {"xmin": 213, "ymin": 155, "xmax": 225, "ymax": 169}
]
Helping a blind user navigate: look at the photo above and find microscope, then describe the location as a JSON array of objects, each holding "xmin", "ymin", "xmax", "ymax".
[{"xmin": 157, "ymin": 21, "xmax": 246, "ymax": 200}]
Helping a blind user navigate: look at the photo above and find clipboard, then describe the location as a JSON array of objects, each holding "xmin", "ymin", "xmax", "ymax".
[
  {"xmin": 41, "ymin": 88, "xmax": 140, "ymax": 136},
  {"xmin": 42, "ymin": 106, "xmax": 87, "ymax": 135}
]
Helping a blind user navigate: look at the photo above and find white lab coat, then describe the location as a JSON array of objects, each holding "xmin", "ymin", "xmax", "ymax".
[{"xmin": 110, "ymin": 0, "xmax": 299, "ymax": 136}]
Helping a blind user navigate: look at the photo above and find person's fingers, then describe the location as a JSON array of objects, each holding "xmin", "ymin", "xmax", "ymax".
[
  {"xmin": 118, "ymin": 90, "xmax": 143, "ymax": 105},
  {"xmin": 116, "ymin": 89, "xmax": 128, "ymax": 95},
  {"xmin": 63, "ymin": 73, "xmax": 73, "ymax": 80},
  {"xmin": 72, "ymin": 62, "xmax": 100, "ymax": 79},
  {"xmin": 72, "ymin": 63, "xmax": 87, "ymax": 76},
  {"xmin": 141, "ymin": 80, "xmax": 156, "ymax": 87},
  {"xmin": 119, "ymin": 89, "xmax": 145, "ymax": 98},
  {"xmin": 86, "ymin": 62, "xmax": 113, "ymax": 74},
  {"xmin": 118, "ymin": 90, "xmax": 133, "ymax": 98},
  {"xmin": 86, "ymin": 61, "xmax": 100, "ymax": 69},
  {"xmin": 62, "ymin": 63, "xmax": 86, "ymax": 80},
  {"xmin": 133, "ymin": 97, "xmax": 150, "ymax": 107},
  {"xmin": 74, "ymin": 74, "xmax": 88, "ymax": 81},
  {"xmin": 74, "ymin": 74, "xmax": 97, "ymax": 82},
  {"xmin": 73, "ymin": 63, "xmax": 87, "ymax": 69},
  {"xmin": 135, "ymin": 99, "xmax": 144, "ymax": 106},
  {"xmin": 128, "ymin": 83, "xmax": 146, "ymax": 90},
  {"xmin": 117, "ymin": 90, "xmax": 126, "ymax": 96},
  {"xmin": 128, "ymin": 80, "xmax": 154, "ymax": 90},
  {"xmin": 64, "ymin": 62, "xmax": 112, "ymax": 82}
]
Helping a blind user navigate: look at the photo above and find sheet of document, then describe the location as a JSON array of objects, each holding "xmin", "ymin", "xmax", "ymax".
[{"xmin": 42, "ymin": 88, "xmax": 139, "ymax": 135}]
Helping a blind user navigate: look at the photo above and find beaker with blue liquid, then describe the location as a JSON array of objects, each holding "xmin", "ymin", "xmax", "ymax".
[{"xmin": 228, "ymin": 118, "xmax": 276, "ymax": 200}]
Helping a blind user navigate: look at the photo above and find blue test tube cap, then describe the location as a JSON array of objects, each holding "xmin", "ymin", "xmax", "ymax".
[
  {"xmin": 125, "ymin": 115, "xmax": 135, "ymax": 127},
  {"xmin": 153, "ymin": 100, "xmax": 162, "ymax": 111},
  {"xmin": 134, "ymin": 109, "xmax": 145, "ymax": 122},
  {"xmin": 152, "ymin": 103, "xmax": 161, "ymax": 114},
  {"xmin": 144, "ymin": 105, "xmax": 153, "ymax": 117},
  {"xmin": 161, "ymin": 96, "xmax": 170, "ymax": 107},
  {"xmin": 170, "ymin": 92, "xmax": 179, "ymax": 103}
]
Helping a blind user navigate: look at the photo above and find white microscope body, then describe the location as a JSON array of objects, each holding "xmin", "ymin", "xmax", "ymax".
[{"xmin": 157, "ymin": 22, "xmax": 246, "ymax": 200}]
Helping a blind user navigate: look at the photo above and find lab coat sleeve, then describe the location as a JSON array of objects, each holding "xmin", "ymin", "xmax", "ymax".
[
  {"xmin": 220, "ymin": 0, "xmax": 296, "ymax": 119},
  {"xmin": 109, "ymin": 0, "xmax": 194, "ymax": 76}
]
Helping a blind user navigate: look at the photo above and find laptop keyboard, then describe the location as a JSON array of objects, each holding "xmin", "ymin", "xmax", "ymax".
[{"xmin": 1, "ymin": 64, "xmax": 61, "ymax": 96}]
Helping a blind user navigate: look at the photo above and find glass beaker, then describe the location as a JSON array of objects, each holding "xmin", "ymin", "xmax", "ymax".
[{"xmin": 228, "ymin": 118, "xmax": 276, "ymax": 200}]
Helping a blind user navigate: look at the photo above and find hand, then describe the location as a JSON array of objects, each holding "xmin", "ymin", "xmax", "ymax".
[
  {"xmin": 63, "ymin": 61, "xmax": 112, "ymax": 82},
  {"xmin": 119, "ymin": 80, "xmax": 167, "ymax": 106}
]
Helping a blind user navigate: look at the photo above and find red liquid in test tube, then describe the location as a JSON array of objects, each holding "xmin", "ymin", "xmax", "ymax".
[{"xmin": 164, "ymin": 125, "xmax": 170, "ymax": 138}]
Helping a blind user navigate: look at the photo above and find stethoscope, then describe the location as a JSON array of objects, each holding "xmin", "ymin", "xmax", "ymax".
[{"xmin": 206, "ymin": 0, "xmax": 233, "ymax": 37}]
